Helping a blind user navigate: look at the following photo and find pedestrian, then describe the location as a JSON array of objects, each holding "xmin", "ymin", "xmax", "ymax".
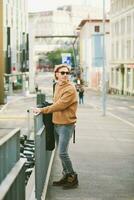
[
  {"xmin": 33, "ymin": 64, "xmax": 79, "ymax": 189},
  {"xmin": 35, "ymin": 83, "xmax": 38, "ymax": 93},
  {"xmin": 78, "ymin": 86, "xmax": 84, "ymax": 104},
  {"xmin": 52, "ymin": 79, "xmax": 57, "ymax": 96}
]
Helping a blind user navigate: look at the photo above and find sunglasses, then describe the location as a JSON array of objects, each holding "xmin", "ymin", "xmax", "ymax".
[{"xmin": 58, "ymin": 71, "xmax": 70, "ymax": 75}]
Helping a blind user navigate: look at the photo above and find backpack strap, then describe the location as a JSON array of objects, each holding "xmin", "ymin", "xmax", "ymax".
[{"xmin": 73, "ymin": 127, "xmax": 75, "ymax": 143}]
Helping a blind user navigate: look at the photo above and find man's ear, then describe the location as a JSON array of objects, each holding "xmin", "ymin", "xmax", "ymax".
[{"xmin": 55, "ymin": 72, "xmax": 58, "ymax": 80}]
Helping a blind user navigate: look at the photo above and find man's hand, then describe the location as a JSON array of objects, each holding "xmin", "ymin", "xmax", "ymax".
[{"xmin": 32, "ymin": 107, "xmax": 42, "ymax": 115}]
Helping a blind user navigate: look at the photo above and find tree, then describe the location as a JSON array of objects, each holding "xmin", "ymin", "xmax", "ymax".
[{"xmin": 46, "ymin": 47, "xmax": 75, "ymax": 67}]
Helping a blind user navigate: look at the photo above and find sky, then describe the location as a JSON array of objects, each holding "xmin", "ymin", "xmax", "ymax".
[{"xmin": 28, "ymin": 0, "xmax": 110, "ymax": 12}]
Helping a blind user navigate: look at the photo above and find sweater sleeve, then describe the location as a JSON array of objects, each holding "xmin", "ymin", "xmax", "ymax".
[{"xmin": 41, "ymin": 88, "xmax": 76, "ymax": 114}]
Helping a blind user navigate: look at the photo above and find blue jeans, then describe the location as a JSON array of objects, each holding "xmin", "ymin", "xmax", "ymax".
[
  {"xmin": 79, "ymin": 96, "xmax": 84, "ymax": 104},
  {"xmin": 54, "ymin": 124, "xmax": 75, "ymax": 175}
]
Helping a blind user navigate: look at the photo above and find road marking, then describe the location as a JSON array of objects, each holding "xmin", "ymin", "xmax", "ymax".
[
  {"xmin": 107, "ymin": 107, "xmax": 113, "ymax": 111},
  {"xmin": 0, "ymin": 116, "xmax": 26, "ymax": 120},
  {"xmin": 117, "ymin": 106, "xmax": 127, "ymax": 110},
  {"xmin": 86, "ymin": 102, "xmax": 134, "ymax": 128},
  {"xmin": 129, "ymin": 105, "xmax": 134, "ymax": 109},
  {"xmin": 108, "ymin": 112, "xmax": 134, "ymax": 128}
]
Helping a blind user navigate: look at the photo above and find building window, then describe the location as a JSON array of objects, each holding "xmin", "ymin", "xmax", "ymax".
[
  {"xmin": 116, "ymin": 69, "xmax": 119, "ymax": 86},
  {"xmin": 94, "ymin": 26, "xmax": 100, "ymax": 32},
  {"xmin": 127, "ymin": 68, "xmax": 131, "ymax": 88},
  {"xmin": 111, "ymin": 69, "xmax": 114, "ymax": 85},
  {"xmin": 112, "ymin": 43, "xmax": 114, "ymax": 60},
  {"xmin": 133, "ymin": 69, "xmax": 134, "ymax": 89},
  {"xmin": 6, "ymin": 4, "xmax": 8, "ymax": 25},
  {"xmin": 115, "ymin": 22, "xmax": 119, "ymax": 35},
  {"xmin": 121, "ymin": 40, "xmax": 124, "ymax": 58},
  {"xmin": 120, "ymin": 0, "xmax": 123, "ymax": 9},
  {"xmin": 127, "ymin": 15, "xmax": 131, "ymax": 34},
  {"xmin": 121, "ymin": 18, "xmax": 125, "ymax": 34},
  {"xmin": 122, "ymin": 0, "xmax": 125, "ymax": 8},
  {"xmin": 133, "ymin": 12, "xmax": 134, "ymax": 33},
  {"xmin": 111, "ymin": 24, "xmax": 114, "ymax": 36},
  {"xmin": 126, "ymin": 40, "xmax": 131, "ymax": 58},
  {"xmin": 116, "ymin": 41, "xmax": 119, "ymax": 59},
  {"xmin": 133, "ymin": 40, "xmax": 134, "ymax": 58}
]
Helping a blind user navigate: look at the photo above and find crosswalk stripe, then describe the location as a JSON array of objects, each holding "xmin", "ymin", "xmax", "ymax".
[{"xmin": 0, "ymin": 116, "xmax": 26, "ymax": 120}]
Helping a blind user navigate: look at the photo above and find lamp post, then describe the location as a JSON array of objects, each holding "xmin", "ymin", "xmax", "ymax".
[
  {"xmin": 29, "ymin": 18, "xmax": 36, "ymax": 93},
  {"xmin": 102, "ymin": 0, "xmax": 106, "ymax": 116}
]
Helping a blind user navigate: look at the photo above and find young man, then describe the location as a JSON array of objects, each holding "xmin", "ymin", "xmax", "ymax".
[{"xmin": 33, "ymin": 64, "xmax": 78, "ymax": 189}]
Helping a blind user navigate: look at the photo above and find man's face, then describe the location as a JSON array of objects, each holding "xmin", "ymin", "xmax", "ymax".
[{"xmin": 56, "ymin": 67, "xmax": 70, "ymax": 82}]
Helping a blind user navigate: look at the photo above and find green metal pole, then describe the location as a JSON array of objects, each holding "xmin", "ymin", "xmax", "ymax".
[{"xmin": 0, "ymin": 1, "xmax": 5, "ymax": 104}]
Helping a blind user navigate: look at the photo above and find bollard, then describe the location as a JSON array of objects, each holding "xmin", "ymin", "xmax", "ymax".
[
  {"xmin": 9, "ymin": 76, "xmax": 13, "ymax": 96},
  {"xmin": 22, "ymin": 74, "xmax": 26, "ymax": 94},
  {"xmin": 26, "ymin": 109, "xmax": 34, "ymax": 139}
]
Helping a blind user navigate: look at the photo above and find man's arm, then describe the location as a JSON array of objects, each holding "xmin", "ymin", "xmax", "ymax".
[{"xmin": 41, "ymin": 88, "xmax": 76, "ymax": 114}]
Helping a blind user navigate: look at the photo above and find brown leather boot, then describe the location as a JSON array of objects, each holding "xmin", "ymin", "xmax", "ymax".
[
  {"xmin": 62, "ymin": 173, "xmax": 78, "ymax": 189},
  {"xmin": 53, "ymin": 174, "xmax": 68, "ymax": 186}
]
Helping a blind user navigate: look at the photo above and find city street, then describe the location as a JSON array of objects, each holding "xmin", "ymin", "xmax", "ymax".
[
  {"xmin": 1, "ymin": 1, "xmax": 134, "ymax": 199},
  {"xmin": 0, "ymin": 72, "xmax": 134, "ymax": 200}
]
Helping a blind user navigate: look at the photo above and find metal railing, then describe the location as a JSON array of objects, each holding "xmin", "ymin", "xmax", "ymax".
[
  {"xmin": 34, "ymin": 113, "xmax": 52, "ymax": 200},
  {"xmin": 0, "ymin": 159, "xmax": 25, "ymax": 200},
  {"xmin": 4, "ymin": 72, "xmax": 29, "ymax": 96},
  {"xmin": 0, "ymin": 91, "xmax": 55, "ymax": 200},
  {"xmin": 0, "ymin": 128, "xmax": 26, "ymax": 200},
  {"xmin": 0, "ymin": 128, "xmax": 20, "ymax": 183}
]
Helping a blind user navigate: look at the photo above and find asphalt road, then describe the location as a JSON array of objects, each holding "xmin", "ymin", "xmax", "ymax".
[{"xmin": 85, "ymin": 89, "xmax": 134, "ymax": 125}]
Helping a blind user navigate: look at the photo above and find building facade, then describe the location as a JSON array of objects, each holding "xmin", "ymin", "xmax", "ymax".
[
  {"xmin": 0, "ymin": 0, "xmax": 28, "ymax": 103},
  {"xmin": 29, "ymin": 9, "xmax": 74, "ymax": 54},
  {"xmin": 58, "ymin": 5, "xmax": 102, "ymax": 29},
  {"xmin": 78, "ymin": 19, "xmax": 110, "ymax": 89},
  {"xmin": 28, "ymin": 5, "xmax": 102, "ymax": 70},
  {"xmin": 110, "ymin": 0, "xmax": 134, "ymax": 95}
]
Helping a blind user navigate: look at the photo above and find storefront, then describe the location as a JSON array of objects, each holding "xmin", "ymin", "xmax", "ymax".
[{"xmin": 110, "ymin": 64, "xmax": 134, "ymax": 95}]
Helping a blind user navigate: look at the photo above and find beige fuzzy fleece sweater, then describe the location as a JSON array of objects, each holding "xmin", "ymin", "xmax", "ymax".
[{"xmin": 41, "ymin": 80, "xmax": 78, "ymax": 124}]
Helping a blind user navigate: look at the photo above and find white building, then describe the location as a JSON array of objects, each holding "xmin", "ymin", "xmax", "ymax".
[
  {"xmin": 0, "ymin": 0, "xmax": 28, "ymax": 103},
  {"xmin": 110, "ymin": 0, "xmax": 134, "ymax": 95},
  {"xmin": 4, "ymin": 0, "xmax": 28, "ymax": 73},
  {"xmin": 78, "ymin": 19, "xmax": 110, "ymax": 90},
  {"xmin": 58, "ymin": 5, "xmax": 102, "ymax": 29},
  {"xmin": 29, "ymin": 9, "xmax": 74, "ymax": 55},
  {"xmin": 28, "ymin": 4, "xmax": 102, "ymax": 67}
]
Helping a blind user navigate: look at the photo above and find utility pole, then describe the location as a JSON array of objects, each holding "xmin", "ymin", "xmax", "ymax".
[
  {"xmin": 29, "ymin": 18, "xmax": 36, "ymax": 93},
  {"xmin": 0, "ymin": 1, "xmax": 5, "ymax": 104},
  {"xmin": 102, "ymin": 0, "xmax": 106, "ymax": 116}
]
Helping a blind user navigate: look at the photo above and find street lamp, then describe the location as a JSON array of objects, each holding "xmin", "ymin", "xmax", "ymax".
[{"xmin": 102, "ymin": 0, "xmax": 106, "ymax": 116}]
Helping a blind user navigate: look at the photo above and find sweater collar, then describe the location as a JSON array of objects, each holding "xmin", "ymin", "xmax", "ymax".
[{"xmin": 58, "ymin": 80, "xmax": 69, "ymax": 86}]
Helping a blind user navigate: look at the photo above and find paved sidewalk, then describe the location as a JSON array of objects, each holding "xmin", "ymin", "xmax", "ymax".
[
  {"xmin": 45, "ymin": 103, "xmax": 134, "ymax": 200},
  {"xmin": 0, "ymin": 93, "xmax": 36, "ymax": 139}
]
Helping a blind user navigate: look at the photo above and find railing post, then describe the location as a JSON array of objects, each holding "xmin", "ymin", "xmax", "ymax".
[
  {"xmin": 9, "ymin": 76, "xmax": 13, "ymax": 96},
  {"xmin": 22, "ymin": 73, "xmax": 26, "ymax": 94}
]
